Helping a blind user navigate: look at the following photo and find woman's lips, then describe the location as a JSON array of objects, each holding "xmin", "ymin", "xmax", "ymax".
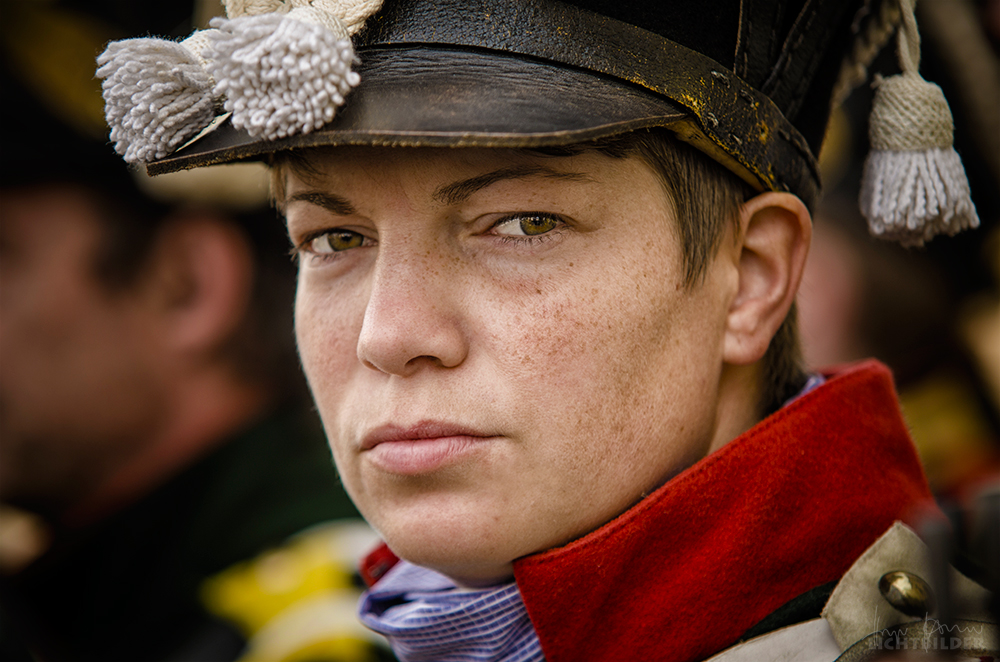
[{"xmin": 361, "ymin": 422, "xmax": 496, "ymax": 475}]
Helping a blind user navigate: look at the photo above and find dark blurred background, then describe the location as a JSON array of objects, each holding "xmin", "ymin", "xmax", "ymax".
[{"xmin": 0, "ymin": 1, "xmax": 392, "ymax": 660}]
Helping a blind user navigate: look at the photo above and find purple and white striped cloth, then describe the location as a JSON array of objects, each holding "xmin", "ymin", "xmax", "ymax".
[
  {"xmin": 358, "ymin": 560, "xmax": 543, "ymax": 662},
  {"xmin": 785, "ymin": 372, "xmax": 826, "ymax": 406}
]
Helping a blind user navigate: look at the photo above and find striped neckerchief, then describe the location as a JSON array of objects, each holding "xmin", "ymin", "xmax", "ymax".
[{"xmin": 359, "ymin": 560, "xmax": 542, "ymax": 662}]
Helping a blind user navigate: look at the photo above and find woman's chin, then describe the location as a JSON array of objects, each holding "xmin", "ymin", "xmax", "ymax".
[{"xmin": 375, "ymin": 516, "xmax": 522, "ymax": 587}]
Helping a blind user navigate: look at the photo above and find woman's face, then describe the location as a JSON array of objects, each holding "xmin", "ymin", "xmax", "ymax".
[{"xmin": 286, "ymin": 146, "xmax": 733, "ymax": 586}]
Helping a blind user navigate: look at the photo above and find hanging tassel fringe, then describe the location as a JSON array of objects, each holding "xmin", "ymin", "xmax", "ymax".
[
  {"xmin": 859, "ymin": 0, "xmax": 979, "ymax": 246},
  {"xmin": 96, "ymin": 33, "xmax": 218, "ymax": 165},
  {"xmin": 861, "ymin": 147, "xmax": 978, "ymax": 245},
  {"xmin": 207, "ymin": 8, "xmax": 358, "ymax": 141}
]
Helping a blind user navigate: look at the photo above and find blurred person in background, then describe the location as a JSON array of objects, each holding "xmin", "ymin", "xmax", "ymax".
[
  {"xmin": 799, "ymin": 195, "xmax": 1000, "ymax": 499},
  {"xmin": 0, "ymin": 2, "xmax": 391, "ymax": 661}
]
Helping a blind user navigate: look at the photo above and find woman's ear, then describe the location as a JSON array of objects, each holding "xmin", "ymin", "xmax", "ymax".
[
  {"xmin": 723, "ymin": 192, "xmax": 811, "ymax": 366},
  {"xmin": 140, "ymin": 212, "xmax": 254, "ymax": 360}
]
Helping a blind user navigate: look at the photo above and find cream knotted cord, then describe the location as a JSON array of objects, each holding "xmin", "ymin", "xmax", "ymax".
[
  {"xmin": 180, "ymin": 29, "xmax": 219, "ymax": 70},
  {"xmin": 897, "ymin": 0, "xmax": 920, "ymax": 75},
  {"xmin": 224, "ymin": 0, "xmax": 285, "ymax": 17},
  {"xmin": 223, "ymin": 0, "xmax": 381, "ymax": 33},
  {"xmin": 312, "ymin": 0, "xmax": 385, "ymax": 34}
]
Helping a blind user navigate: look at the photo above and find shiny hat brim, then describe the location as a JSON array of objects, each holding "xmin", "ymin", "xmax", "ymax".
[
  {"xmin": 150, "ymin": 0, "xmax": 823, "ymax": 207},
  {"xmin": 148, "ymin": 47, "xmax": 688, "ymax": 176}
]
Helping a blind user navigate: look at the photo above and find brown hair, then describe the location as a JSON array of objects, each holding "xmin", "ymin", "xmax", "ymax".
[
  {"xmin": 601, "ymin": 130, "xmax": 806, "ymax": 416},
  {"xmin": 269, "ymin": 129, "xmax": 806, "ymax": 415}
]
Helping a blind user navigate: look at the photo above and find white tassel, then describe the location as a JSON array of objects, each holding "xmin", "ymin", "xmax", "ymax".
[
  {"xmin": 96, "ymin": 32, "xmax": 219, "ymax": 165},
  {"xmin": 859, "ymin": 0, "xmax": 979, "ymax": 246},
  {"xmin": 206, "ymin": 10, "xmax": 358, "ymax": 140}
]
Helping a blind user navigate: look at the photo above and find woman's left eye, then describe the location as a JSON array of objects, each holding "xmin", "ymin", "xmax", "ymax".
[{"xmin": 491, "ymin": 213, "xmax": 562, "ymax": 237}]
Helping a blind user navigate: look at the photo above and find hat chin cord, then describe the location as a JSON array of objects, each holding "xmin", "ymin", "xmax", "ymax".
[
  {"xmin": 96, "ymin": 0, "xmax": 383, "ymax": 165},
  {"xmin": 859, "ymin": 0, "xmax": 980, "ymax": 246}
]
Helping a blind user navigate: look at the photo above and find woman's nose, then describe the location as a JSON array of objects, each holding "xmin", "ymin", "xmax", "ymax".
[{"xmin": 355, "ymin": 249, "xmax": 469, "ymax": 376}]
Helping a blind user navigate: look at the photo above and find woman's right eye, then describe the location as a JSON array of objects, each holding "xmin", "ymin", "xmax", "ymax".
[{"xmin": 304, "ymin": 230, "xmax": 367, "ymax": 254}]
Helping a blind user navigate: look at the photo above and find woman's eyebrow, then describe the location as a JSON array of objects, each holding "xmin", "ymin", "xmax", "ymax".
[
  {"xmin": 284, "ymin": 191, "xmax": 357, "ymax": 216},
  {"xmin": 432, "ymin": 165, "xmax": 592, "ymax": 206}
]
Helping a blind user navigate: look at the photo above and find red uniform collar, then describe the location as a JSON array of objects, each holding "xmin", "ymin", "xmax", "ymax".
[
  {"xmin": 360, "ymin": 360, "xmax": 935, "ymax": 660},
  {"xmin": 512, "ymin": 360, "xmax": 935, "ymax": 661}
]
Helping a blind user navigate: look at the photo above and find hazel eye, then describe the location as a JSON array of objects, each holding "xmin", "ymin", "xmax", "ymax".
[
  {"xmin": 307, "ymin": 230, "xmax": 366, "ymax": 253},
  {"xmin": 493, "ymin": 213, "xmax": 561, "ymax": 237}
]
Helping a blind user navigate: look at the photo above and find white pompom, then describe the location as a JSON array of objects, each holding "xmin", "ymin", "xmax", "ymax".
[
  {"xmin": 97, "ymin": 38, "xmax": 217, "ymax": 165},
  {"xmin": 206, "ymin": 13, "xmax": 360, "ymax": 141},
  {"xmin": 860, "ymin": 147, "xmax": 980, "ymax": 246}
]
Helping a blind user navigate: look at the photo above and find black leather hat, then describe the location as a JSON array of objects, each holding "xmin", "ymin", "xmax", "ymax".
[{"xmin": 142, "ymin": 0, "xmax": 889, "ymax": 209}]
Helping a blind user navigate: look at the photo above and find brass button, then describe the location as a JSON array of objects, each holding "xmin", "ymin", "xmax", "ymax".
[{"xmin": 879, "ymin": 570, "xmax": 935, "ymax": 617}]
